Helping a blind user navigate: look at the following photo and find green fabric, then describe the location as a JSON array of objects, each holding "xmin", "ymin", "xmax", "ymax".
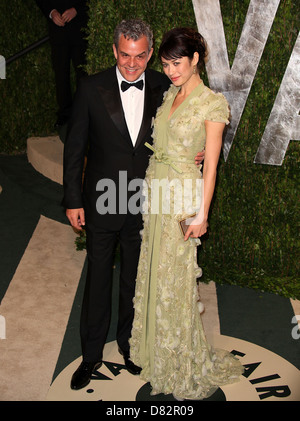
[{"xmin": 130, "ymin": 83, "xmax": 243, "ymax": 399}]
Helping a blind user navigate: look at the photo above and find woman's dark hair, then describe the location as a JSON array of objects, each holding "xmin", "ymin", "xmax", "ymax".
[{"xmin": 158, "ymin": 27, "xmax": 207, "ymax": 72}]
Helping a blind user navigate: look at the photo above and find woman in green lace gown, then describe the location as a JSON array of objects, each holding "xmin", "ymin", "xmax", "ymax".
[{"xmin": 129, "ymin": 28, "xmax": 243, "ymax": 400}]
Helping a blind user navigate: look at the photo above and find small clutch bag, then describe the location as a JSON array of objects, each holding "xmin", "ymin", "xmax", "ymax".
[{"xmin": 178, "ymin": 213, "xmax": 196, "ymax": 236}]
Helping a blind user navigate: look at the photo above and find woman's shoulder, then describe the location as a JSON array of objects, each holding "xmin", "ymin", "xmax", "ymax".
[
  {"xmin": 202, "ymin": 84, "xmax": 228, "ymax": 106},
  {"xmin": 201, "ymin": 85, "xmax": 230, "ymax": 123}
]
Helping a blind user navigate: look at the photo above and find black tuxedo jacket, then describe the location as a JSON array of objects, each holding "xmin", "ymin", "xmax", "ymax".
[
  {"xmin": 35, "ymin": 0, "xmax": 88, "ymax": 41},
  {"xmin": 63, "ymin": 66, "xmax": 170, "ymax": 229}
]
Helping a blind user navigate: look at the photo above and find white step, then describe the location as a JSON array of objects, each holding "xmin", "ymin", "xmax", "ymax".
[{"xmin": 27, "ymin": 136, "xmax": 63, "ymax": 185}]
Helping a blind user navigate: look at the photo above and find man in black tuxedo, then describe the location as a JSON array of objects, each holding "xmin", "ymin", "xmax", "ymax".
[
  {"xmin": 63, "ymin": 19, "xmax": 171, "ymax": 390},
  {"xmin": 35, "ymin": 0, "xmax": 88, "ymax": 127}
]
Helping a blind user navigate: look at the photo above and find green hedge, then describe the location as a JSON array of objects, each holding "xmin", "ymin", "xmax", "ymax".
[
  {"xmin": 0, "ymin": 0, "xmax": 60, "ymax": 153},
  {"xmin": 1, "ymin": 0, "xmax": 299, "ymax": 298},
  {"xmin": 85, "ymin": 0, "xmax": 201, "ymax": 74},
  {"xmin": 212, "ymin": 0, "xmax": 299, "ymax": 298}
]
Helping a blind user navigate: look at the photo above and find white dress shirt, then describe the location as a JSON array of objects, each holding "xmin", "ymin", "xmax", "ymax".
[{"xmin": 116, "ymin": 67, "xmax": 145, "ymax": 146}]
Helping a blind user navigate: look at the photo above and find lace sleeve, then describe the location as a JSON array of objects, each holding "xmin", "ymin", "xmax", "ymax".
[{"xmin": 205, "ymin": 93, "xmax": 230, "ymax": 125}]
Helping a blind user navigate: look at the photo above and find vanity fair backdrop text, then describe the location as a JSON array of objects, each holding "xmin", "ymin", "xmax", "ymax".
[{"xmin": 192, "ymin": 0, "xmax": 299, "ymax": 166}]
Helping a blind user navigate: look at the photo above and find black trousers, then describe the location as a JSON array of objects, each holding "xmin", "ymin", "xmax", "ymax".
[
  {"xmin": 80, "ymin": 212, "xmax": 143, "ymax": 362},
  {"xmin": 50, "ymin": 32, "xmax": 87, "ymax": 120}
]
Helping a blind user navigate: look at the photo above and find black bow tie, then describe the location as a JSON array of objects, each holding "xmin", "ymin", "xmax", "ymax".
[{"xmin": 121, "ymin": 80, "xmax": 144, "ymax": 92}]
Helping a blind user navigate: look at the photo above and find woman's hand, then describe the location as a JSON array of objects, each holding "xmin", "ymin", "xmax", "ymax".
[{"xmin": 184, "ymin": 217, "xmax": 208, "ymax": 241}]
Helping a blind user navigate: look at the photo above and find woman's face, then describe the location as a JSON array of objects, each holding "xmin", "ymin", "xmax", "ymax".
[{"xmin": 161, "ymin": 53, "xmax": 198, "ymax": 87}]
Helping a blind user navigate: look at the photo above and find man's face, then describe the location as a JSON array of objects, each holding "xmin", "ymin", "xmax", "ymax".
[{"xmin": 113, "ymin": 35, "xmax": 153, "ymax": 82}]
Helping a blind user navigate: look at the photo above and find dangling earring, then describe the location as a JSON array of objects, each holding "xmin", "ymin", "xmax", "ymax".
[{"xmin": 193, "ymin": 65, "xmax": 196, "ymax": 74}]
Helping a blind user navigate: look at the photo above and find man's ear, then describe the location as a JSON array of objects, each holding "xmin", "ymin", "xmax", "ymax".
[
  {"xmin": 112, "ymin": 44, "xmax": 118, "ymax": 60},
  {"xmin": 147, "ymin": 48, "xmax": 154, "ymax": 63}
]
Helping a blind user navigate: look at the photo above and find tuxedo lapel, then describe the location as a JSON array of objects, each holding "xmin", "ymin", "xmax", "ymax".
[
  {"xmin": 134, "ymin": 77, "xmax": 161, "ymax": 150},
  {"xmin": 96, "ymin": 67, "xmax": 166, "ymax": 150},
  {"xmin": 96, "ymin": 71, "xmax": 132, "ymax": 147}
]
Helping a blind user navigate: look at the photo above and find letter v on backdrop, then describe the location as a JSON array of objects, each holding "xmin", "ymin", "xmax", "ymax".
[
  {"xmin": 192, "ymin": 0, "xmax": 299, "ymax": 165},
  {"xmin": 254, "ymin": 33, "xmax": 300, "ymax": 165}
]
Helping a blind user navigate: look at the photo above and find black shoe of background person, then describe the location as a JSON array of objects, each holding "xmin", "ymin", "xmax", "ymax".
[
  {"xmin": 118, "ymin": 347, "xmax": 142, "ymax": 375},
  {"xmin": 70, "ymin": 361, "xmax": 102, "ymax": 390}
]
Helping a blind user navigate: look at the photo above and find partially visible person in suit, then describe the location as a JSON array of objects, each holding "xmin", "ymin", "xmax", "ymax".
[
  {"xmin": 63, "ymin": 18, "xmax": 204, "ymax": 391},
  {"xmin": 35, "ymin": 0, "xmax": 88, "ymax": 128}
]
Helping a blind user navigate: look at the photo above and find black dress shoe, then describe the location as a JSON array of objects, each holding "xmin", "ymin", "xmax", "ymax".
[
  {"xmin": 118, "ymin": 347, "xmax": 142, "ymax": 375},
  {"xmin": 70, "ymin": 361, "xmax": 102, "ymax": 390}
]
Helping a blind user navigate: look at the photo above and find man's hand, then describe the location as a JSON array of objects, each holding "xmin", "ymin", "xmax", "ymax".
[
  {"xmin": 66, "ymin": 208, "xmax": 85, "ymax": 231},
  {"xmin": 195, "ymin": 150, "xmax": 205, "ymax": 167},
  {"xmin": 62, "ymin": 7, "xmax": 77, "ymax": 23},
  {"xmin": 51, "ymin": 9, "xmax": 65, "ymax": 26}
]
